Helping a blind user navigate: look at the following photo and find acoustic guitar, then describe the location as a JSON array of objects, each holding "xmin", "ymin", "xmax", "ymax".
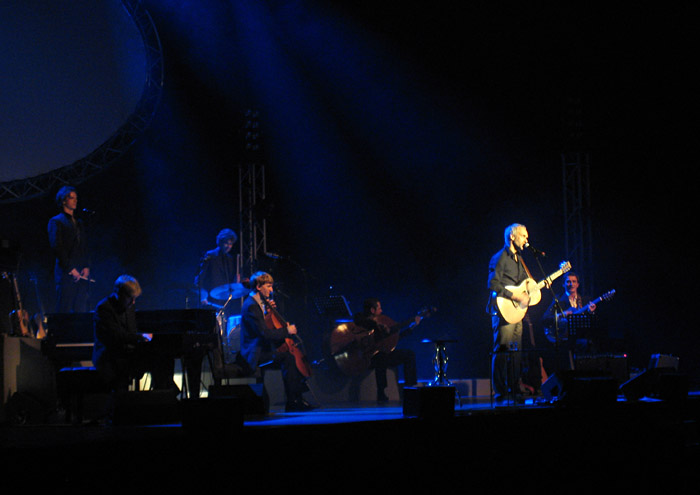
[
  {"xmin": 30, "ymin": 273, "xmax": 48, "ymax": 339},
  {"xmin": 496, "ymin": 261, "xmax": 571, "ymax": 324},
  {"xmin": 373, "ymin": 306, "xmax": 437, "ymax": 355},
  {"xmin": 330, "ymin": 306, "xmax": 436, "ymax": 376},
  {"xmin": 3, "ymin": 272, "xmax": 32, "ymax": 337}
]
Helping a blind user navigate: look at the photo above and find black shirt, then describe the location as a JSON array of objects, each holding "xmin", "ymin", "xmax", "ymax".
[{"xmin": 486, "ymin": 247, "xmax": 529, "ymax": 315}]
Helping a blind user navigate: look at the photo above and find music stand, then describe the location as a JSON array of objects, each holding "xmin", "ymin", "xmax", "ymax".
[
  {"xmin": 567, "ymin": 313, "xmax": 596, "ymax": 354},
  {"xmin": 312, "ymin": 295, "xmax": 352, "ymax": 319}
]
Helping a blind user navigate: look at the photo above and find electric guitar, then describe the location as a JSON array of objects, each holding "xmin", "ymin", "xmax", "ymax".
[
  {"xmin": 496, "ymin": 261, "xmax": 571, "ymax": 324},
  {"xmin": 544, "ymin": 289, "xmax": 616, "ymax": 342},
  {"xmin": 567, "ymin": 289, "xmax": 616, "ymax": 316}
]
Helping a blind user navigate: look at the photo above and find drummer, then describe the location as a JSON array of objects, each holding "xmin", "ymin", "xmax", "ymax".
[
  {"xmin": 195, "ymin": 228, "xmax": 245, "ymax": 312},
  {"xmin": 190, "ymin": 229, "xmax": 247, "ymax": 393}
]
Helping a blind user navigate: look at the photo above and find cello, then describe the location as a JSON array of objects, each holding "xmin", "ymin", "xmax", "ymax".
[{"xmin": 260, "ymin": 294, "xmax": 313, "ymax": 378}]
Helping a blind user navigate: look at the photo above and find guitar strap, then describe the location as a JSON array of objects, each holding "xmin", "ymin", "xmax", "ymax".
[{"xmin": 517, "ymin": 253, "xmax": 533, "ymax": 280}]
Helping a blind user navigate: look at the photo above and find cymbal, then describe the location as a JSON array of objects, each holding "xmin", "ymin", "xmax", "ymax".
[{"xmin": 209, "ymin": 283, "xmax": 247, "ymax": 300}]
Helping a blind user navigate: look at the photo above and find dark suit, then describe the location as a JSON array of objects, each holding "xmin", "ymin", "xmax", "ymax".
[
  {"xmin": 92, "ymin": 295, "xmax": 173, "ymax": 391},
  {"xmin": 48, "ymin": 212, "xmax": 89, "ymax": 312},
  {"xmin": 239, "ymin": 294, "xmax": 308, "ymax": 403},
  {"xmin": 353, "ymin": 312, "xmax": 417, "ymax": 399},
  {"xmin": 542, "ymin": 293, "xmax": 595, "ymax": 353},
  {"xmin": 195, "ymin": 247, "xmax": 237, "ymax": 309}
]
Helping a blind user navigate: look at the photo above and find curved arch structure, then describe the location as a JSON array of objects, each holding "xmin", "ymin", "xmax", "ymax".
[{"xmin": 0, "ymin": 0, "xmax": 164, "ymax": 204}]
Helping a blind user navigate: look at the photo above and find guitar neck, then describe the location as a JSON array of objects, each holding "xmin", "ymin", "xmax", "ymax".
[
  {"xmin": 11, "ymin": 274, "xmax": 25, "ymax": 312},
  {"xmin": 574, "ymin": 290, "xmax": 615, "ymax": 314},
  {"xmin": 538, "ymin": 268, "xmax": 565, "ymax": 290},
  {"xmin": 590, "ymin": 295, "xmax": 604, "ymax": 306}
]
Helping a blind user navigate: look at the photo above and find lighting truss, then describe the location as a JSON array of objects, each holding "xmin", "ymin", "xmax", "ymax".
[{"xmin": 0, "ymin": 0, "xmax": 164, "ymax": 204}]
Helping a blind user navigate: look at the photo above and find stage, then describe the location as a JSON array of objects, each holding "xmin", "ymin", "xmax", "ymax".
[{"xmin": 3, "ymin": 391, "xmax": 699, "ymax": 492}]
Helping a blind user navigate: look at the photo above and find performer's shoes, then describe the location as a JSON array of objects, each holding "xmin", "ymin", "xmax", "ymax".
[{"xmin": 285, "ymin": 399, "xmax": 318, "ymax": 412}]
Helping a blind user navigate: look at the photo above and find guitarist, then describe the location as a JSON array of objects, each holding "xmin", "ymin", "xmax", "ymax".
[
  {"xmin": 486, "ymin": 223, "xmax": 539, "ymax": 404},
  {"xmin": 239, "ymin": 271, "xmax": 316, "ymax": 412},
  {"xmin": 353, "ymin": 298, "xmax": 420, "ymax": 402},
  {"xmin": 542, "ymin": 272, "xmax": 597, "ymax": 351}
]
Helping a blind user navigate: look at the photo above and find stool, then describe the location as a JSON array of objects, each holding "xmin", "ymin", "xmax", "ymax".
[
  {"xmin": 422, "ymin": 338, "xmax": 461, "ymax": 406},
  {"xmin": 56, "ymin": 366, "xmax": 107, "ymax": 423}
]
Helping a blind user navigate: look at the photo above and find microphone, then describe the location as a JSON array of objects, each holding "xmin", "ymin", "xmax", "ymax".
[
  {"xmin": 265, "ymin": 252, "xmax": 284, "ymax": 260},
  {"xmin": 524, "ymin": 242, "xmax": 546, "ymax": 257},
  {"xmin": 81, "ymin": 208, "xmax": 96, "ymax": 215}
]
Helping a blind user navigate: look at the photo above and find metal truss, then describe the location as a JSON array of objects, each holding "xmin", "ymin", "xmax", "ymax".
[
  {"xmin": 0, "ymin": 0, "xmax": 164, "ymax": 204},
  {"xmin": 237, "ymin": 110, "xmax": 267, "ymax": 279},
  {"xmin": 562, "ymin": 151, "xmax": 594, "ymax": 292}
]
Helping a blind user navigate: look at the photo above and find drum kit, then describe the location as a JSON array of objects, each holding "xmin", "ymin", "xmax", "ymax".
[
  {"xmin": 206, "ymin": 282, "xmax": 247, "ymax": 362},
  {"xmin": 208, "ymin": 282, "xmax": 247, "ymax": 302}
]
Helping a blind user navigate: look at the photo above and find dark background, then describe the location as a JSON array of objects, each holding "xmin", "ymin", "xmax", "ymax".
[{"xmin": 1, "ymin": 1, "xmax": 694, "ymax": 382}]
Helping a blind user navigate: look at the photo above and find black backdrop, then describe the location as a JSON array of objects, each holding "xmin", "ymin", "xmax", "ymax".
[{"xmin": 1, "ymin": 1, "xmax": 694, "ymax": 382}]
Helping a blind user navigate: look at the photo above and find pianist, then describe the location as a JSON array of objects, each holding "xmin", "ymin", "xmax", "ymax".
[{"xmin": 93, "ymin": 275, "xmax": 173, "ymax": 392}]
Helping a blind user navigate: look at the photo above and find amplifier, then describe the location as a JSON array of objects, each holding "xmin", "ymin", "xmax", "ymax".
[
  {"xmin": 575, "ymin": 354, "xmax": 629, "ymax": 384},
  {"xmin": 649, "ymin": 354, "xmax": 679, "ymax": 370}
]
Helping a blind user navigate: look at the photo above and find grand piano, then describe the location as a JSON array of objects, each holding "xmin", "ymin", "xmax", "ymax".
[{"xmin": 41, "ymin": 309, "xmax": 219, "ymax": 386}]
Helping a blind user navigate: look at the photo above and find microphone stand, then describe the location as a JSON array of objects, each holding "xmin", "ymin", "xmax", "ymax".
[
  {"xmin": 526, "ymin": 247, "xmax": 568, "ymax": 387},
  {"xmin": 527, "ymin": 247, "xmax": 563, "ymax": 347}
]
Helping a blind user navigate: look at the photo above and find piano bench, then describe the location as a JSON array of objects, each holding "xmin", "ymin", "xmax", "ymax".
[{"xmin": 56, "ymin": 366, "xmax": 108, "ymax": 424}]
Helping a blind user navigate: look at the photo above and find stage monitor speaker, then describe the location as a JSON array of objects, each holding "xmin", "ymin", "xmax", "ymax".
[
  {"xmin": 403, "ymin": 386, "xmax": 455, "ymax": 419},
  {"xmin": 649, "ymin": 354, "xmax": 679, "ymax": 371},
  {"xmin": 541, "ymin": 371, "xmax": 618, "ymax": 406},
  {"xmin": 575, "ymin": 354, "xmax": 629, "ymax": 384},
  {"xmin": 209, "ymin": 383, "xmax": 268, "ymax": 415},
  {"xmin": 620, "ymin": 367, "xmax": 688, "ymax": 402}
]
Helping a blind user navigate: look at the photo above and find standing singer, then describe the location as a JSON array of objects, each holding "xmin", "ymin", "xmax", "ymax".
[
  {"xmin": 486, "ymin": 223, "xmax": 532, "ymax": 404},
  {"xmin": 48, "ymin": 186, "xmax": 90, "ymax": 313}
]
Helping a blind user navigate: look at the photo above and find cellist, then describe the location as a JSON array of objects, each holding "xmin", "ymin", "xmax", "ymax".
[{"xmin": 240, "ymin": 271, "xmax": 317, "ymax": 412}]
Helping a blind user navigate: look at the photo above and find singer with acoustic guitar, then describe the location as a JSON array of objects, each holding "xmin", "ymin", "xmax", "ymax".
[
  {"xmin": 47, "ymin": 185, "xmax": 91, "ymax": 313},
  {"xmin": 486, "ymin": 223, "xmax": 547, "ymax": 405},
  {"xmin": 239, "ymin": 271, "xmax": 316, "ymax": 412}
]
